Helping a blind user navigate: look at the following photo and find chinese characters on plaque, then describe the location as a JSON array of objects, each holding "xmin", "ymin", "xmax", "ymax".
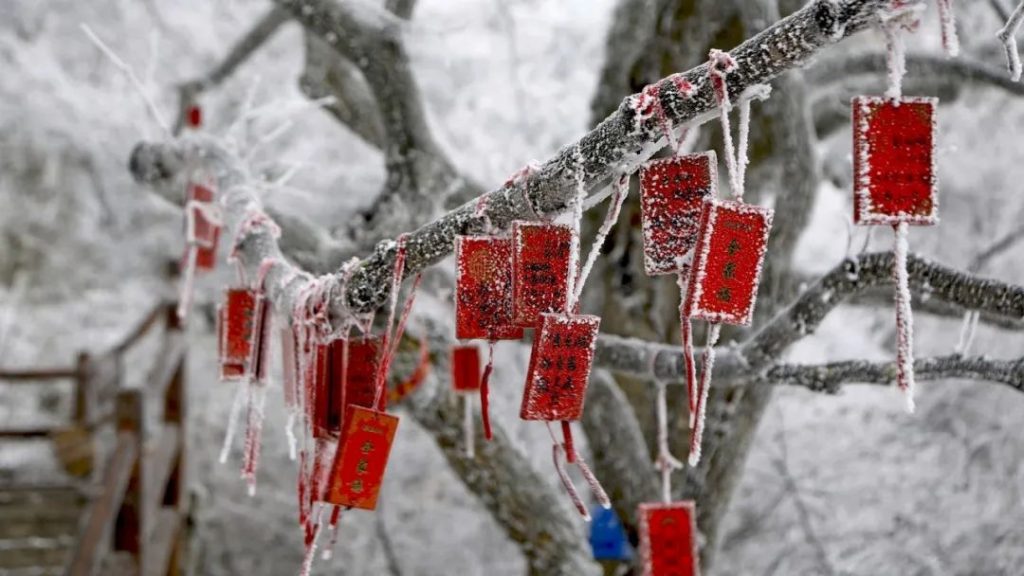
[
  {"xmin": 640, "ymin": 152, "xmax": 718, "ymax": 276},
  {"xmin": 685, "ymin": 199, "xmax": 774, "ymax": 327},
  {"xmin": 520, "ymin": 313, "xmax": 600, "ymax": 421},
  {"xmin": 637, "ymin": 501, "xmax": 700, "ymax": 576},
  {"xmin": 512, "ymin": 222, "xmax": 576, "ymax": 327},
  {"xmin": 852, "ymin": 96, "xmax": 938, "ymax": 226},
  {"xmin": 324, "ymin": 405, "xmax": 400, "ymax": 510},
  {"xmin": 455, "ymin": 236, "xmax": 524, "ymax": 341}
]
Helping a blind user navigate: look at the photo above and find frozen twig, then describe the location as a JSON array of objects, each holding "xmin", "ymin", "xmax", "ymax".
[
  {"xmin": 998, "ymin": 1, "xmax": 1024, "ymax": 81},
  {"xmin": 80, "ymin": 24, "xmax": 171, "ymax": 136}
]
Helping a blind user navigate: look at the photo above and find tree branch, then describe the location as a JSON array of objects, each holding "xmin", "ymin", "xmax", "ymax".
[
  {"xmin": 174, "ymin": 6, "xmax": 290, "ymax": 134},
  {"xmin": 997, "ymin": 1, "xmax": 1024, "ymax": 81},
  {"xmin": 592, "ymin": 252, "xmax": 1024, "ymax": 383}
]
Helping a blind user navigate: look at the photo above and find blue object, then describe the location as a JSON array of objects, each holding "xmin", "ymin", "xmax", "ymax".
[{"xmin": 588, "ymin": 505, "xmax": 633, "ymax": 561}]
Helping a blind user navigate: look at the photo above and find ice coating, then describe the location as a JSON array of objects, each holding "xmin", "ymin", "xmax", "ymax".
[
  {"xmin": 520, "ymin": 313, "xmax": 600, "ymax": 421},
  {"xmin": 511, "ymin": 222, "xmax": 575, "ymax": 328},
  {"xmin": 454, "ymin": 236, "xmax": 524, "ymax": 340}
]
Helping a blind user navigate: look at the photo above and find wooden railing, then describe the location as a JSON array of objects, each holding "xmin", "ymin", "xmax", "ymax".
[{"xmin": 0, "ymin": 294, "xmax": 189, "ymax": 576}]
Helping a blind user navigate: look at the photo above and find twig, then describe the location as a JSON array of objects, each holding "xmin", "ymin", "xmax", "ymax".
[
  {"xmin": 80, "ymin": 24, "xmax": 171, "ymax": 136},
  {"xmin": 997, "ymin": 1, "xmax": 1024, "ymax": 81}
]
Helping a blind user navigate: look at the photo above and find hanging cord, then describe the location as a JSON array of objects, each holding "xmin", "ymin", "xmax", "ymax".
[
  {"xmin": 572, "ymin": 173, "xmax": 631, "ymax": 308},
  {"xmin": 935, "ymin": 0, "xmax": 960, "ymax": 58},
  {"xmin": 678, "ymin": 275, "xmax": 698, "ymax": 428},
  {"xmin": 321, "ymin": 506, "xmax": 343, "ymax": 561},
  {"xmin": 954, "ymin": 310, "xmax": 980, "ymax": 356},
  {"xmin": 242, "ymin": 258, "xmax": 278, "ymax": 496},
  {"xmin": 883, "ymin": 2, "xmax": 920, "ymax": 414},
  {"xmin": 480, "ymin": 339, "xmax": 496, "ymax": 440},
  {"xmin": 688, "ymin": 323, "xmax": 722, "ymax": 467},
  {"xmin": 998, "ymin": 2, "xmax": 1024, "ymax": 81},
  {"xmin": 463, "ymin": 392, "xmax": 475, "ymax": 459},
  {"xmin": 546, "ymin": 422, "xmax": 611, "ymax": 521},
  {"xmin": 565, "ymin": 145, "xmax": 587, "ymax": 312},
  {"xmin": 655, "ymin": 380, "xmax": 683, "ymax": 503},
  {"xmin": 177, "ymin": 198, "xmax": 223, "ymax": 322},
  {"xmin": 372, "ymin": 235, "xmax": 424, "ymax": 412}
]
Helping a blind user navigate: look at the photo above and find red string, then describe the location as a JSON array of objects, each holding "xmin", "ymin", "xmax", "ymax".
[
  {"xmin": 561, "ymin": 421, "xmax": 576, "ymax": 464},
  {"xmin": 480, "ymin": 340, "xmax": 495, "ymax": 440},
  {"xmin": 552, "ymin": 443, "xmax": 589, "ymax": 520},
  {"xmin": 373, "ymin": 236, "xmax": 424, "ymax": 412}
]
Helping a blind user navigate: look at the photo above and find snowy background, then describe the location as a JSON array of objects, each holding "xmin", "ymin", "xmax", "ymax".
[{"xmin": 1, "ymin": 1, "xmax": 1023, "ymax": 575}]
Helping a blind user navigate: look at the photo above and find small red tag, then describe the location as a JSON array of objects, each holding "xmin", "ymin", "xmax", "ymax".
[
  {"xmin": 455, "ymin": 236, "xmax": 524, "ymax": 340},
  {"xmin": 637, "ymin": 501, "xmax": 699, "ymax": 576},
  {"xmin": 512, "ymin": 222, "xmax": 576, "ymax": 327},
  {"xmin": 640, "ymin": 153, "xmax": 717, "ymax": 276},
  {"xmin": 520, "ymin": 313, "xmax": 600, "ymax": 421},
  {"xmin": 306, "ymin": 342, "xmax": 330, "ymax": 438},
  {"xmin": 280, "ymin": 328, "xmax": 299, "ymax": 409},
  {"xmin": 685, "ymin": 199, "xmax": 773, "ymax": 327},
  {"xmin": 852, "ymin": 96, "xmax": 938, "ymax": 225},
  {"xmin": 451, "ymin": 345, "xmax": 482, "ymax": 393},
  {"xmin": 219, "ymin": 289, "xmax": 257, "ymax": 380},
  {"xmin": 187, "ymin": 104, "xmax": 203, "ymax": 128},
  {"xmin": 185, "ymin": 184, "xmax": 219, "ymax": 271},
  {"xmin": 324, "ymin": 405, "xmax": 400, "ymax": 510}
]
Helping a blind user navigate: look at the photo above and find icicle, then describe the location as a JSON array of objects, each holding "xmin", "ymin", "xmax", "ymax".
[
  {"xmin": 177, "ymin": 245, "xmax": 198, "ymax": 323},
  {"xmin": 321, "ymin": 506, "xmax": 342, "ymax": 561},
  {"xmin": 300, "ymin": 506, "xmax": 326, "ymax": 576},
  {"xmin": 566, "ymin": 145, "xmax": 587, "ymax": 312},
  {"xmin": 573, "ymin": 173, "xmax": 630, "ymax": 307},
  {"xmin": 463, "ymin": 395, "xmax": 475, "ymax": 459},
  {"xmin": 480, "ymin": 341, "xmax": 495, "ymax": 440},
  {"xmin": 893, "ymin": 222, "xmax": 917, "ymax": 413},
  {"xmin": 242, "ymin": 383, "xmax": 267, "ymax": 496},
  {"xmin": 285, "ymin": 411, "xmax": 298, "ymax": 462},
  {"xmin": 935, "ymin": 0, "xmax": 960, "ymax": 58},
  {"xmin": 998, "ymin": 1, "xmax": 1024, "ymax": 81},
  {"xmin": 678, "ymin": 276, "xmax": 697, "ymax": 428},
  {"xmin": 688, "ymin": 323, "xmax": 721, "ymax": 467},
  {"xmin": 954, "ymin": 310, "xmax": 980, "ymax": 356},
  {"xmin": 219, "ymin": 383, "xmax": 246, "ymax": 464}
]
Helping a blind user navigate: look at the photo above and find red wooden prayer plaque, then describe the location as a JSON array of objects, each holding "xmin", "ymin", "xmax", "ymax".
[
  {"xmin": 520, "ymin": 313, "xmax": 600, "ymax": 421},
  {"xmin": 852, "ymin": 96, "xmax": 938, "ymax": 226},
  {"xmin": 455, "ymin": 236, "xmax": 524, "ymax": 341},
  {"xmin": 219, "ymin": 289, "xmax": 257, "ymax": 380},
  {"xmin": 247, "ymin": 294, "xmax": 271, "ymax": 383},
  {"xmin": 451, "ymin": 345, "xmax": 482, "ymax": 393},
  {"xmin": 314, "ymin": 337, "xmax": 381, "ymax": 439},
  {"xmin": 185, "ymin": 184, "xmax": 220, "ymax": 271},
  {"xmin": 324, "ymin": 405, "xmax": 400, "ymax": 510},
  {"xmin": 306, "ymin": 342, "xmax": 329, "ymax": 437},
  {"xmin": 512, "ymin": 222, "xmax": 576, "ymax": 328},
  {"xmin": 684, "ymin": 199, "xmax": 773, "ymax": 327},
  {"xmin": 640, "ymin": 152, "xmax": 718, "ymax": 276},
  {"xmin": 637, "ymin": 501, "xmax": 699, "ymax": 576},
  {"xmin": 187, "ymin": 104, "xmax": 203, "ymax": 128}
]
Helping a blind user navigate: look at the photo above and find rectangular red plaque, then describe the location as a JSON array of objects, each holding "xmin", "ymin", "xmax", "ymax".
[
  {"xmin": 313, "ymin": 337, "xmax": 382, "ymax": 439},
  {"xmin": 512, "ymin": 222, "xmax": 576, "ymax": 328},
  {"xmin": 451, "ymin": 345, "xmax": 482, "ymax": 393},
  {"xmin": 280, "ymin": 327, "xmax": 299, "ymax": 408},
  {"xmin": 520, "ymin": 313, "xmax": 600, "ymax": 421},
  {"xmin": 247, "ymin": 294, "xmax": 271, "ymax": 384},
  {"xmin": 324, "ymin": 405, "xmax": 400, "ymax": 510},
  {"xmin": 306, "ymin": 342, "xmax": 329, "ymax": 438},
  {"xmin": 185, "ymin": 183, "xmax": 220, "ymax": 271},
  {"xmin": 684, "ymin": 199, "xmax": 773, "ymax": 327},
  {"xmin": 455, "ymin": 236, "xmax": 524, "ymax": 340},
  {"xmin": 640, "ymin": 152, "xmax": 718, "ymax": 276},
  {"xmin": 219, "ymin": 289, "xmax": 257, "ymax": 380},
  {"xmin": 637, "ymin": 501, "xmax": 700, "ymax": 576},
  {"xmin": 852, "ymin": 96, "xmax": 938, "ymax": 225}
]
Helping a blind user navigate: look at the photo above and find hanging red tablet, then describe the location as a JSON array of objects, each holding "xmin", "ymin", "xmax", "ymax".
[
  {"xmin": 852, "ymin": 96, "xmax": 938, "ymax": 226},
  {"xmin": 637, "ymin": 501, "xmax": 700, "ymax": 576},
  {"xmin": 323, "ymin": 405, "xmax": 400, "ymax": 510},
  {"xmin": 185, "ymin": 183, "xmax": 220, "ymax": 270},
  {"xmin": 455, "ymin": 236, "xmax": 524, "ymax": 341},
  {"xmin": 219, "ymin": 289, "xmax": 257, "ymax": 380},
  {"xmin": 640, "ymin": 152, "xmax": 718, "ymax": 276},
  {"xmin": 512, "ymin": 222, "xmax": 575, "ymax": 327},
  {"xmin": 452, "ymin": 345, "xmax": 482, "ymax": 393},
  {"xmin": 520, "ymin": 313, "xmax": 600, "ymax": 421},
  {"xmin": 684, "ymin": 199, "xmax": 773, "ymax": 327}
]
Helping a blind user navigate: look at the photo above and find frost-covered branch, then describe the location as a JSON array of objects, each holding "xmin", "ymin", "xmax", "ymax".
[
  {"xmin": 593, "ymin": 253, "xmax": 1024, "ymax": 383},
  {"xmin": 997, "ymin": 1, "xmax": 1024, "ymax": 81},
  {"xmin": 764, "ymin": 355, "xmax": 1024, "ymax": 393},
  {"xmin": 810, "ymin": 53, "xmax": 1024, "ymax": 96}
]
